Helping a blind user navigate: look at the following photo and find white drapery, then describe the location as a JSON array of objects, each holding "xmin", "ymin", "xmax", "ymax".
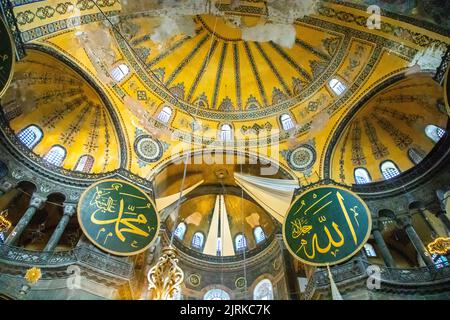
[
  {"xmin": 203, "ymin": 195, "xmax": 235, "ymax": 256},
  {"xmin": 155, "ymin": 180, "xmax": 204, "ymax": 212},
  {"xmin": 234, "ymin": 173, "xmax": 299, "ymax": 223}
]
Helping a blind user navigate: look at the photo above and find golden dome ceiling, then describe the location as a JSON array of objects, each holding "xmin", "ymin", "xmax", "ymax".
[
  {"xmin": 0, "ymin": 0, "xmax": 449, "ymax": 184},
  {"xmin": 119, "ymin": 14, "xmax": 339, "ymax": 114},
  {"xmin": 329, "ymin": 73, "xmax": 448, "ymax": 184},
  {"xmin": 0, "ymin": 49, "xmax": 123, "ymax": 173}
]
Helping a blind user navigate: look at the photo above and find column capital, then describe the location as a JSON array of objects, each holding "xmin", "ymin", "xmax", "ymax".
[
  {"xmin": 0, "ymin": 179, "xmax": 14, "ymax": 193},
  {"xmin": 397, "ymin": 215, "xmax": 412, "ymax": 229},
  {"xmin": 63, "ymin": 203, "xmax": 77, "ymax": 217},
  {"xmin": 29, "ymin": 195, "xmax": 46, "ymax": 209},
  {"xmin": 372, "ymin": 220, "xmax": 383, "ymax": 232}
]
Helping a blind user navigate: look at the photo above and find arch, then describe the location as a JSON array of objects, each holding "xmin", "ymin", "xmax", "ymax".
[
  {"xmin": 203, "ymin": 288, "xmax": 230, "ymax": 300},
  {"xmin": 253, "ymin": 279, "xmax": 274, "ymax": 300},
  {"xmin": 219, "ymin": 124, "xmax": 233, "ymax": 141},
  {"xmin": 191, "ymin": 232, "xmax": 204, "ymax": 250},
  {"xmin": 280, "ymin": 113, "xmax": 295, "ymax": 131},
  {"xmin": 364, "ymin": 243, "xmax": 377, "ymax": 257},
  {"xmin": 329, "ymin": 77, "xmax": 347, "ymax": 95},
  {"xmin": 354, "ymin": 167, "xmax": 372, "ymax": 184},
  {"xmin": 74, "ymin": 155, "xmax": 94, "ymax": 173},
  {"xmin": 235, "ymin": 233, "xmax": 247, "ymax": 252},
  {"xmin": 17, "ymin": 125, "xmax": 43, "ymax": 149},
  {"xmin": 380, "ymin": 160, "xmax": 400, "ymax": 180},
  {"xmin": 407, "ymin": 148, "xmax": 424, "ymax": 165},
  {"xmin": 110, "ymin": 63, "xmax": 130, "ymax": 82},
  {"xmin": 173, "ymin": 222, "xmax": 187, "ymax": 240},
  {"xmin": 253, "ymin": 226, "xmax": 266, "ymax": 244},
  {"xmin": 425, "ymin": 124, "xmax": 445, "ymax": 143},
  {"xmin": 157, "ymin": 106, "xmax": 173, "ymax": 124}
]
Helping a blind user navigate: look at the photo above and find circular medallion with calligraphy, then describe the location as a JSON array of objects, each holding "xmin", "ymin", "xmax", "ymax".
[
  {"xmin": 288, "ymin": 144, "xmax": 316, "ymax": 171},
  {"xmin": 134, "ymin": 135, "xmax": 163, "ymax": 163},
  {"xmin": 78, "ymin": 179, "xmax": 160, "ymax": 256},
  {"xmin": 283, "ymin": 185, "xmax": 371, "ymax": 266},
  {"xmin": 0, "ymin": 17, "xmax": 15, "ymax": 98}
]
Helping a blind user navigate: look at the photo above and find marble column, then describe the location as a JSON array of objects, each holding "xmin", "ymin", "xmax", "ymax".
[
  {"xmin": 44, "ymin": 203, "xmax": 76, "ymax": 252},
  {"xmin": 398, "ymin": 216, "xmax": 435, "ymax": 268},
  {"xmin": 436, "ymin": 210, "xmax": 450, "ymax": 233},
  {"xmin": 372, "ymin": 221, "xmax": 396, "ymax": 268},
  {"xmin": 5, "ymin": 195, "xmax": 45, "ymax": 246}
]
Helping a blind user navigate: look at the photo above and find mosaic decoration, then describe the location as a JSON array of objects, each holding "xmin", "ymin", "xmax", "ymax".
[
  {"xmin": 0, "ymin": 16, "xmax": 14, "ymax": 98},
  {"xmin": 283, "ymin": 185, "xmax": 372, "ymax": 266},
  {"xmin": 134, "ymin": 133, "xmax": 163, "ymax": 164},
  {"xmin": 287, "ymin": 144, "xmax": 317, "ymax": 172},
  {"xmin": 78, "ymin": 179, "xmax": 160, "ymax": 256}
]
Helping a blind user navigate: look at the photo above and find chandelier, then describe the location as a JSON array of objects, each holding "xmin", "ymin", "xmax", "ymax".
[
  {"xmin": 147, "ymin": 246, "xmax": 184, "ymax": 300},
  {"xmin": 0, "ymin": 210, "xmax": 11, "ymax": 233}
]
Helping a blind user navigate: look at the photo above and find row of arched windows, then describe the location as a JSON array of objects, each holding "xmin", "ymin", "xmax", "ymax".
[
  {"xmin": 354, "ymin": 125, "xmax": 446, "ymax": 184},
  {"xmin": 354, "ymin": 160, "xmax": 400, "ymax": 184},
  {"xmin": 16, "ymin": 125, "xmax": 95, "ymax": 172},
  {"xmin": 203, "ymin": 279, "xmax": 274, "ymax": 300},
  {"xmin": 173, "ymin": 222, "xmax": 266, "ymax": 252}
]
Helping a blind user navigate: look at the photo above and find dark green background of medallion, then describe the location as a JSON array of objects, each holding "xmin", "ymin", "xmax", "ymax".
[
  {"xmin": 0, "ymin": 17, "xmax": 14, "ymax": 96},
  {"xmin": 283, "ymin": 186, "xmax": 371, "ymax": 266},
  {"xmin": 78, "ymin": 180, "xmax": 159, "ymax": 256}
]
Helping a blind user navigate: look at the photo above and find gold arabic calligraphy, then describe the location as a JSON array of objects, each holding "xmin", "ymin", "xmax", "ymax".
[
  {"xmin": 90, "ymin": 184, "xmax": 151, "ymax": 243},
  {"xmin": 290, "ymin": 191, "xmax": 362, "ymax": 260}
]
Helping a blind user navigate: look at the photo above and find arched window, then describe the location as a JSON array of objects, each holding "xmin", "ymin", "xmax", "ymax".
[
  {"xmin": 354, "ymin": 168, "xmax": 371, "ymax": 184},
  {"xmin": 110, "ymin": 63, "xmax": 130, "ymax": 82},
  {"xmin": 329, "ymin": 78, "xmax": 346, "ymax": 95},
  {"xmin": 173, "ymin": 222, "xmax": 187, "ymax": 240},
  {"xmin": 364, "ymin": 243, "xmax": 377, "ymax": 257},
  {"xmin": 235, "ymin": 234, "xmax": 247, "ymax": 252},
  {"xmin": 203, "ymin": 289, "xmax": 230, "ymax": 300},
  {"xmin": 191, "ymin": 232, "xmax": 204, "ymax": 250},
  {"xmin": 425, "ymin": 125, "xmax": 445, "ymax": 143},
  {"xmin": 408, "ymin": 148, "xmax": 424, "ymax": 165},
  {"xmin": 280, "ymin": 113, "xmax": 295, "ymax": 131},
  {"xmin": 74, "ymin": 155, "xmax": 94, "ymax": 173},
  {"xmin": 220, "ymin": 124, "xmax": 233, "ymax": 141},
  {"xmin": 380, "ymin": 160, "xmax": 400, "ymax": 180},
  {"xmin": 157, "ymin": 106, "xmax": 172, "ymax": 124},
  {"xmin": 43, "ymin": 145, "xmax": 66, "ymax": 167},
  {"xmin": 253, "ymin": 226, "xmax": 266, "ymax": 244},
  {"xmin": 17, "ymin": 125, "xmax": 43, "ymax": 149},
  {"xmin": 253, "ymin": 279, "xmax": 274, "ymax": 300}
]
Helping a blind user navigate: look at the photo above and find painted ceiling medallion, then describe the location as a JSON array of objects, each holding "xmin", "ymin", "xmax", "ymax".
[
  {"xmin": 134, "ymin": 135, "xmax": 163, "ymax": 163},
  {"xmin": 288, "ymin": 144, "xmax": 316, "ymax": 171}
]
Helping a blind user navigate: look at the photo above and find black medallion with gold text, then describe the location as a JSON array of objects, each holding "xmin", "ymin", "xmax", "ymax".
[
  {"xmin": 0, "ymin": 16, "xmax": 14, "ymax": 98},
  {"xmin": 283, "ymin": 185, "xmax": 371, "ymax": 266},
  {"xmin": 78, "ymin": 179, "xmax": 160, "ymax": 256}
]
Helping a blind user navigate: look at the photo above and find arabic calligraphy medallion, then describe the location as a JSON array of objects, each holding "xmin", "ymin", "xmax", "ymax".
[
  {"xmin": 283, "ymin": 185, "xmax": 371, "ymax": 266},
  {"xmin": 0, "ymin": 17, "xmax": 15, "ymax": 98},
  {"xmin": 78, "ymin": 179, "xmax": 160, "ymax": 256}
]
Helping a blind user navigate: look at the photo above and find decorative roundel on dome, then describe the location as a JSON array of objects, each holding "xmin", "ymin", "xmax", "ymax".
[
  {"xmin": 288, "ymin": 144, "xmax": 316, "ymax": 171},
  {"xmin": 188, "ymin": 274, "xmax": 201, "ymax": 287},
  {"xmin": 134, "ymin": 135, "xmax": 163, "ymax": 162}
]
